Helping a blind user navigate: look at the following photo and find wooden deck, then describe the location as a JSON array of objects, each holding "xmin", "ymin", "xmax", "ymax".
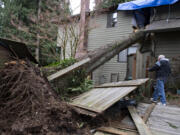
[
  {"xmin": 71, "ymin": 79, "xmax": 149, "ymax": 115},
  {"xmin": 94, "ymin": 103, "xmax": 180, "ymax": 135},
  {"xmin": 95, "ymin": 79, "xmax": 149, "ymax": 88},
  {"xmin": 137, "ymin": 103, "xmax": 180, "ymax": 135},
  {"xmin": 71, "ymin": 87, "xmax": 137, "ymax": 113}
]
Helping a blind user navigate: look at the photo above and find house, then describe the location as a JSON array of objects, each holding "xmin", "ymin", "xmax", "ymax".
[
  {"xmin": 58, "ymin": 0, "xmax": 180, "ymax": 86},
  {"xmin": 58, "ymin": 7, "xmax": 137, "ymax": 85},
  {"xmin": 116, "ymin": 0, "xmax": 180, "ymax": 89},
  {"xmin": 133, "ymin": 1, "xmax": 180, "ymax": 82}
]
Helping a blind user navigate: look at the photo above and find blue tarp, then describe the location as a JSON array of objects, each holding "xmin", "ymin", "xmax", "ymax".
[{"xmin": 117, "ymin": 0, "xmax": 179, "ymax": 10}]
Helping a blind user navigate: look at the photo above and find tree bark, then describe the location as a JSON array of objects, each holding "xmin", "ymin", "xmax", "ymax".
[
  {"xmin": 48, "ymin": 31, "xmax": 146, "ymax": 81},
  {"xmin": 35, "ymin": 0, "xmax": 41, "ymax": 62},
  {"xmin": 76, "ymin": 0, "xmax": 90, "ymax": 58},
  {"xmin": 84, "ymin": 30, "xmax": 145, "ymax": 74}
]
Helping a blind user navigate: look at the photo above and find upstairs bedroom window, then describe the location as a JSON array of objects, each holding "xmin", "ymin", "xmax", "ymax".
[{"xmin": 107, "ymin": 12, "xmax": 117, "ymax": 28}]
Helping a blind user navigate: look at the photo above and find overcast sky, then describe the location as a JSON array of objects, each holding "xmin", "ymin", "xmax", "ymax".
[{"xmin": 70, "ymin": 0, "xmax": 95, "ymax": 15}]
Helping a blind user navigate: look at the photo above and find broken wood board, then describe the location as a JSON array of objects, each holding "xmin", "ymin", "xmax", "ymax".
[
  {"xmin": 96, "ymin": 127, "xmax": 138, "ymax": 135},
  {"xmin": 72, "ymin": 106, "xmax": 98, "ymax": 117},
  {"xmin": 128, "ymin": 106, "xmax": 153, "ymax": 135},
  {"xmin": 142, "ymin": 103, "xmax": 155, "ymax": 123},
  {"xmin": 71, "ymin": 87, "xmax": 137, "ymax": 113},
  {"xmin": 95, "ymin": 79, "xmax": 149, "ymax": 88},
  {"xmin": 47, "ymin": 58, "xmax": 90, "ymax": 81},
  {"xmin": 122, "ymin": 103, "xmax": 180, "ymax": 135}
]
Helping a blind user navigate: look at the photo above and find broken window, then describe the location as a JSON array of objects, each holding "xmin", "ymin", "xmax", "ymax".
[
  {"xmin": 118, "ymin": 49, "xmax": 127, "ymax": 62},
  {"xmin": 107, "ymin": 12, "xmax": 117, "ymax": 28}
]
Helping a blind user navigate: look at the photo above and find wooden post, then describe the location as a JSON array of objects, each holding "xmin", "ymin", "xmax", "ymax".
[
  {"xmin": 146, "ymin": 56, "xmax": 150, "ymax": 78},
  {"xmin": 132, "ymin": 54, "xmax": 136, "ymax": 80}
]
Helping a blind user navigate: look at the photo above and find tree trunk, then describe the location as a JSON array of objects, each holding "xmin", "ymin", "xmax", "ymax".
[
  {"xmin": 35, "ymin": 0, "xmax": 41, "ymax": 62},
  {"xmin": 76, "ymin": 0, "xmax": 90, "ymax": 58},
  {"xmin": 48, "ymin": 31, "xmax": 146, "ymax": 81},
  {"xmin": 84, "ymin": 30, "xmax": 145, "ymax": 74}
]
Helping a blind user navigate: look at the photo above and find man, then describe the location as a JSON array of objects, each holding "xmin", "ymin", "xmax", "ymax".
[{"xmin": 148, "ymin": 55, "xmax": 171, "ymax": 106}]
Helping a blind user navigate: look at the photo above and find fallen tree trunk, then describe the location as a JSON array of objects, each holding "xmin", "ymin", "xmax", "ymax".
[
  {"xmin": 84, "ymin": 30, "xmax": 145, "ymax": 73},
  {"xmin": 48, "ymin": 30, "xmax": 146, "ymax": 81}
]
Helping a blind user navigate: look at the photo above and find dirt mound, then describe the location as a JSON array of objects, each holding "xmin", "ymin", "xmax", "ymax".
[{"xmin": 0, "ymin": 61, "xmax": 90, "ymax": 135}]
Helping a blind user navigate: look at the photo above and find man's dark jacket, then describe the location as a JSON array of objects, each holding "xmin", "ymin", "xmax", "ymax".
[{"xmin": 149, "ymin": 58, "xmax": 171, "ymax": 81}]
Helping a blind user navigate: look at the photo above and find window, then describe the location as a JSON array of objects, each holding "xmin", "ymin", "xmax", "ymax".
[
  {"xmin": 118, "ymin": 49, "xmax": 127, "ymax": 62},
  {"xmin": 111, "ymin": 73, "xmax": 119, "ymax": 82},
  {"xmin": 107, "ymin": 12, "xmax": 117, "ymax": 28},
  {"xmin": 128, "ymin": 46, "xmax": 137, "ymax": 55}
]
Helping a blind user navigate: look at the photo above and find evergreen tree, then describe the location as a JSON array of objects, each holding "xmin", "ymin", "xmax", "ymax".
[
  {"xmin": 97, "ymin": 0, "xmax": 132, "ymax": 9},
  {"xmin": 0, "ymin": 0, "xmax": 71, "ymax": 65}
]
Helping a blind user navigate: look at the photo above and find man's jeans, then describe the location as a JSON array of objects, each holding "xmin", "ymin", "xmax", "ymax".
[{"xmin": 153, "ymin": 79, "xmax": 166, "ymax": 104}]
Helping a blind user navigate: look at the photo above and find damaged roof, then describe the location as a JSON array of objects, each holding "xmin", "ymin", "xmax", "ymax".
[{"xmin": 117, "ymin": 0, "xmax": 179, "ymax": 10}]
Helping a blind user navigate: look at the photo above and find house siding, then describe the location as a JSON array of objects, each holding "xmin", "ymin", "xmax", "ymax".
[
  {"xmin": 154, "ymin": 32, "xmax": 180, "ymax": 73},
  {"xmin": 154, "ymin": 2, "xmax": 180, "ymax": 21},
  {"xmin": 88, "ymin": 11, "xmax": 133, "ymax": 84}
]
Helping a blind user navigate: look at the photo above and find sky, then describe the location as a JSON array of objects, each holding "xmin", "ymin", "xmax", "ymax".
[{"xmin": 70, "ymin": 0, "xmax": 95, "ymax": 15}]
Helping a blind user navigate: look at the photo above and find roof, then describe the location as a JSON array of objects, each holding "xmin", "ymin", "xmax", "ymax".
[
  {"xmin": 0, "ymin": 38, "xmax": 37, "ymax": 64},
  {"xmin": 145, "ymin": 19, "xmax": 180, "ymax": 32},
  {"xmin": 59, "ymin": 6, "xmax": 118, "ymax": 24},
  {"xmin": 117, "ymin": 0, "xmax": 179, "ymax": 10}
]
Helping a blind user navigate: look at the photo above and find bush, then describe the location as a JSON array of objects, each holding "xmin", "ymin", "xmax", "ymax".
[
  {"xmin": 45, "ymin": 58, "xmax": 93, "ymax": 100},
  {"xmin": 68, "ymin": 78, "xmax": 93, "ymax": 93}
]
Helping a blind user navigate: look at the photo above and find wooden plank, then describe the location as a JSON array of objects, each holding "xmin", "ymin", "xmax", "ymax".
[
  {"xmin": 47, "ymin": 58, "xmax": 90, "ymax": 81},
  {"xmin": 95, "ymin": 79, "xmax": 149, "ymax": 88},
  {"xmin": 97, "ymin": 127, "xmax": 128, "ymax": 135},
  {"xmin": 128, "ymin": 106, "xmax": 153, "ymax": 135},
  {"xmin": 143, "ymin": 103, "xmax": 155, "ymax": 123},
  {"xmin": 71, "ymin": 87, "xmax": 137, "ymax": 113},
  {"xmin": 94, "ymin": 132, "xmax": 105, "ymax": 135},
  {"xmin": 72, "ymin": 106, "xmax": 98, "ymax": 117}
]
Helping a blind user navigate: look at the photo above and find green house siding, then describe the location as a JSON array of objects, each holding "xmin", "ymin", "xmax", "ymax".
[
  {"xmin": 154, "ymin": 2, "xmax": 180, "ymax": 21},
  {"xmin": 88, "ymin": 11, "xmax": 133, "ymax": 84},
  {"xmin": 155, "ymin": 32, "xmax": 180, "ymax": 73}
]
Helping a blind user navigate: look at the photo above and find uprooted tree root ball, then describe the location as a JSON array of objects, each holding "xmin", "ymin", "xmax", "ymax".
[{"xmin": 0, "ymin": 61, "xmax": 90, "ymax": 135}]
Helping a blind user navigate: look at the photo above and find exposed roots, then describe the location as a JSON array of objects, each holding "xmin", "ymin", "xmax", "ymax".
[{"xmin": 0, "ymin": 61, "xmax": 90, "ymax": 135}]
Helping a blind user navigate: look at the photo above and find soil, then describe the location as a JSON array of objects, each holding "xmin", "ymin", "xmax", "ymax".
[{"xmin": 0, "ymin": 61, "xmax": 90, "ymax": 135}]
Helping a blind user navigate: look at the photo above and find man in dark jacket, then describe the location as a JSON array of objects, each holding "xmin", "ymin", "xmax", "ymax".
[{"xmin": 148, "ymin": 55, "xmax": 171, "ymax": 106}]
